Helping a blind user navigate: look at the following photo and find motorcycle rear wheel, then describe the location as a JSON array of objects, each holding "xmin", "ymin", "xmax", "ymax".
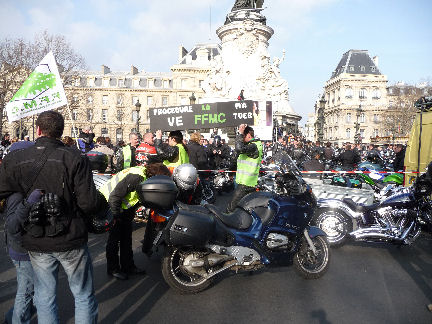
[
  {"xmin": 314, "ymin": 208, "xmax": 352, "ymax": 247},
  {"xmin": 161, "ymin": 247, "xmax": 212, "ymax": 294},
  {"xmin": 294, "ymin": 236, "xmax": 330, "ymax": 279}
]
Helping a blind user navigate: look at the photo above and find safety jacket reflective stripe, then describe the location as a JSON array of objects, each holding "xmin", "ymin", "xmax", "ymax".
[
  {"xmin": 123, "ymin": 145, "xmax": 132, "ymax": 169},
  {"xmin": 163, "ymin": 144, "xmax": 189, "ymax": 172},
  {"xmin": 99, "ymin": 166, "xmax": 147, "ymax": 210},
  {"xmin": 236, "ymin": 140, "xmax": 263, "ymax": 187}
]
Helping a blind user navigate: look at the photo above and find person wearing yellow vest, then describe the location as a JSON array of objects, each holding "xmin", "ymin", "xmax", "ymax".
[
  {"xmin": 226, "ymin": 124, "xmax": 263, "ymax": 213},
  {"xmin": 99, "ymin": 163, "xmax": 171, "ymax": 280},
  {"xmin": 155, "ymin": 130, "xmax": 189, "ymax": 174},
  {"xmin": 114, "ymin": 132, "xmax": 139, "ymax": 172}
]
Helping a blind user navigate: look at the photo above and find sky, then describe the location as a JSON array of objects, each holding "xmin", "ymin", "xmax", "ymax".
[{"xmin": 1, "ymin": 0, "xmax": 431, "ymax": 126}]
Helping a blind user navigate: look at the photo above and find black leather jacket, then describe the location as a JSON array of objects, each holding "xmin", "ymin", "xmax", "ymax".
[{"xmin": 0, "ymin": 136, "xmax": 100, "ymax": 252}]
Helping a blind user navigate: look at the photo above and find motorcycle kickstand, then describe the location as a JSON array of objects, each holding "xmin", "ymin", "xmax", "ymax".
[{"xmin": 303, "ymin": 229, "xmax": 318, "ymax": 255}]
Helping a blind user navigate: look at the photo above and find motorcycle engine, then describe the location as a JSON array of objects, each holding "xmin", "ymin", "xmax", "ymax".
[{"xmin": 266, "ymin": 233, "xmax": 290, "ymax": 250}]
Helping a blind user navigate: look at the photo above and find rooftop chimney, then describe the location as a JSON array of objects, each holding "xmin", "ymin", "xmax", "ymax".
[
  {"xmin": 373, "ymin": 56, "xmax": 379, "ymax": 67},
  {"xmin": 178, "ymin": 45, "xmax": 188, "ymax": 62},
  {"xmin": 131, "ymin": 65, "xmax": 138, "ymax": 75}
]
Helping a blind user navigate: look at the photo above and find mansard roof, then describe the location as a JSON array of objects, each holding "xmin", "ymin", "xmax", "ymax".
[
  {"xmin": 331, "ymin": 49, "xmax": 381, "ymax": 79},
  {"xmin": 179, "ymin": 43, "xmax": 221, "ymax": 65}
]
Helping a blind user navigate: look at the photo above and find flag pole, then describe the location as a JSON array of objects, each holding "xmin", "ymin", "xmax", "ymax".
[{"xmin": 64, "ymin": 103, "xmax": 80, "ymax": 150}]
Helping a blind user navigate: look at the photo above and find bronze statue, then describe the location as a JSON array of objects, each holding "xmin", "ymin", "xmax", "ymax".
[{"xmin": 231, "ymin": 0, "xmax": 264, "ymax": 11}]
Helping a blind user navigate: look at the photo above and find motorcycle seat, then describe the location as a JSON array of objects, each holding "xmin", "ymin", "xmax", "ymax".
[
  {"xmin": 204, "ymin": 204, "xmax": 252, "ymax": 230},
  {"xmin": 342, "ymin": 198, "xmax": 378, "ymax": 213}
]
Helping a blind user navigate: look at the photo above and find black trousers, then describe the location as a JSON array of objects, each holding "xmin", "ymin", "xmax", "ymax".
[
  {"xmin": 106, "ymin": 208, "xmax": 135, "ymax": 272},
  {"xmin": 226, "ymin": 184, "xmax": 256, "ymax": 213}
]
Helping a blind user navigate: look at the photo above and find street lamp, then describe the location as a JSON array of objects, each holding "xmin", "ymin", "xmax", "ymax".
[
  {"xmin": 354, "ymin": 104, "xmax": 362, "ymax": 144},
  {"xmin": 135, "ymin": 99, "xmax": 141, "ymax": 137},
  {"xmin": 189, "ymin": 93, "xmax": 196, "ymax": 105},
  {"xmin": 317, "ymin": 95, "xmax": 326, "ymax": 142}
]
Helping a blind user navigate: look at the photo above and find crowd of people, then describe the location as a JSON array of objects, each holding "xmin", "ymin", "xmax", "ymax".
[{"xmin": 0, "ymin": 114, "xmax": 408, "ymax": 323}]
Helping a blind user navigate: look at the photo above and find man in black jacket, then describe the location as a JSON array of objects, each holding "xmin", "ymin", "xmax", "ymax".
[
  {"xmin": 0, "ymin": 111, "xmax": 99, "ymax": 323},
  {"xmin": 338, "ymin": 143, "xmax": 361, "ymax": 171}
]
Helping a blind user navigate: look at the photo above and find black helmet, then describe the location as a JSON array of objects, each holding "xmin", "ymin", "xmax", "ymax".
[
  {"xmin": 86, "ymin": 151, "xmax": 109, "ymax": 172},
  {"xmin": 214, "ymin": 135, "xmax": 221, "ymax": 146}
]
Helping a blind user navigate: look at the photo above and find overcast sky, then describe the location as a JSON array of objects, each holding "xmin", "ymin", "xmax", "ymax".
[{"xmin": 1, "ymin": 0, "xmax": 431, "ymax": 125}]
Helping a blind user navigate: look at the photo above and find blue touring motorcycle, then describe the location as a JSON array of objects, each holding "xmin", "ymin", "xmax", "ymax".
[{"xmin": 139, "ymin": 160, "xmax": 330, "ymax": 294}]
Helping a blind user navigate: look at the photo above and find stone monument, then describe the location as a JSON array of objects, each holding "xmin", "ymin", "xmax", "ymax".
[{"xmin": 202, "ymin": 0, "xmax": 301, "ymax": 130}]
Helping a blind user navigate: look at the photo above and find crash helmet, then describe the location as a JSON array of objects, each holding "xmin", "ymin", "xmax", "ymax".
[{"xmin": 173, "ymin": 163, "xmax": 198, "ymax": 191}]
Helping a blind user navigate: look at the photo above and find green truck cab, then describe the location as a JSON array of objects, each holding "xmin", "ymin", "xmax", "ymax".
[{"xmin": 404, "ymin": 97, "xmax": 432, "ymax": 186}]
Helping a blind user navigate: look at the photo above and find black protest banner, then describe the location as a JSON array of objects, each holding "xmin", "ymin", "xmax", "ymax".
[{"xmin": 149, "ymin": 100, "xmax": 254, "ymax": 131}]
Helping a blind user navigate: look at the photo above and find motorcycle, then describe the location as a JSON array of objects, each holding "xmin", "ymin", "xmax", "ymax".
[
  {"xmin": 200, "ymin": 176, "xmax": 216, "ymax": 204},
  {"xmin": 313, "ymin": 167, "xmax": 432, "ymax": 247},
  {"xmin": 142, "ymin": 159, "xmax": 330, "ymax": 294},
  {"xmin": 212, "ymin": 161, "xmax": 234, "ymax": 195}
]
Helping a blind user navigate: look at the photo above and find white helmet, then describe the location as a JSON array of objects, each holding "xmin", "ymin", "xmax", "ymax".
[{"xmin": 173, "ymin": 164, "xmax": 198, "ymax": 191}]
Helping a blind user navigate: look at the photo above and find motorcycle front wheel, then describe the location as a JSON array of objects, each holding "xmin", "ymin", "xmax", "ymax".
[
  {"xmin": 314, "ymin": 208, "xmax": 352, "ymax": 247},
  {"xmin": 161, "ymin": 247, "xmax": 212, "ymax": 294},
  {"xmin": 294, "ymin": 236, "xmax": 330, "ymax": 279}
]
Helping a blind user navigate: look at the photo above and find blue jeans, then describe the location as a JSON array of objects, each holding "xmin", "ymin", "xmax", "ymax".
[
  {"xmin": 29, "ymin": 245, "xmax": 98, "ymax": 324},
  {"xmin": 5, "ymin": 260, "xmax": 35, "ymax": 324}
]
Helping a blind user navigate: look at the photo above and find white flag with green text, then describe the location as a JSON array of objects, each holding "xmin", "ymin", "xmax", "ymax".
[{"xmin": 6, "ymin": 51, "xmax": 68, "ymax": 122}]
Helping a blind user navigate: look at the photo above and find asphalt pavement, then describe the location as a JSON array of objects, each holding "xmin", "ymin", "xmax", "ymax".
[{"xmin": 1, "ymin": 193, "xmax": 432, "ymax": 324}]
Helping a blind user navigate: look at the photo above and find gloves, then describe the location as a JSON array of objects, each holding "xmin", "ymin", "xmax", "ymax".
[
  {"xmin": 28, "ymin": 201, "xmax": 45, "ymax": 225},
  {"xmin": 27, "ymin": 189, "xmax": 44, "ymax": 205},
  {"xmin": 42, "ymin": 193, "xmax": 62, "ymax": 219}
]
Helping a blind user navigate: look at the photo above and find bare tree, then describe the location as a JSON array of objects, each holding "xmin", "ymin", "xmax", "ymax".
[{"xmin": 0, "ymin": 30, "xmax": 86, "ymax": 136}]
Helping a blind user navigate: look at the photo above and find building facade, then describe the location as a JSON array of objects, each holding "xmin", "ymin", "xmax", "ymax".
[
  {"xmin": 321, "ymin": 50, "xmax": 388, "ymax": 145},
  {"xmin": 4, "ymin": 44, "xmax": 221, "ymax": 142}
]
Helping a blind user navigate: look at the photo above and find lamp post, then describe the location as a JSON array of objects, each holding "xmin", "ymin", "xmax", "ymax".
[
  {"xmin": 135, "ymin": 99, "xmax": 141, "ymax": 138},
  {"xmin": 189, "ymin": 93, "xmax": 196, "ymax": 105},
  {"xmin": 316, "ymin": 95, "xmax": 326, "ymax": 142},
  {"xmin": 354, "ymin": 104, "xmax": 362, "ymax": 144}
]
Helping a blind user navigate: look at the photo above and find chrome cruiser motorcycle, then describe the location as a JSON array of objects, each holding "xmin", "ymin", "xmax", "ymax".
[
  {"xmin": 141, "ymin": 163, "xmax": 330, "ymax": 294},
  {"xmin": 314, "ymin": 166, "xmax": 432, "ymax": 247}
]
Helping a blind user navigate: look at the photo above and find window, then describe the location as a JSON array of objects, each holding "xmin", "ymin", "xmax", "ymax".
[
  {"xmin": 88, "ymin": 78, "xmax": 95, "ymax": 87},
  {"xmin": 371, "ymin": 66, "xmax": 376, "ymax": 72},
  {"xmin": 372, "ymin": 88, "xmax": 381, "ymax": 99},
  {"xmin": 162, "ymin": 96, "xmax": 168, "ymax": 106},
  {"xmin": 147, "ymin": 96, "xmax": 153, "ymax": 106},
  {"xmin": 148, "ymin": 79, "xmax": 154, "ymax": 89},
  {"xmin": 359, "ymin": 88, "xmax": 367, "ymax": 99},
  {"xmin": 345, "ymin": 87, "xmax": 353, "ymax": 98},
  {"xmin": 373, "ymin": 114, "xmax": 379, "ymax": 122},
  {"xmin": 180, "ymin": 97, "xmax": 188, "ymax": 105},
  {"xmin": 103, "ymin": 79, "xmax": 110, "ymax": 87},
  {"xmin": 87, "ymin": 109, "xmax": 93, "ymax": 121},
  {"xmin": 101, "ymin": 128, "xmax": 108, "ymax": 136},
  {"xmin": 374, "ymin": 129, "xmax": 379, "ymax": 137},
  {"xmin": 133, "ymin": 79, "xmax": 140, "ymax": 88},
  {"xmin": 346, "ymin": 128, "xmax": 351, "ymax": 139},
  {"xmin": 116, "ymin": 109, "xmax": 123, "ymax": 122},
  {"xmin": 349, "ymin": 65, "xmax": 354, "ymax": 71},
  {"xmin": 359, "ymin": 113, "xmax": 365, "ymax": 123},
  {"xmin": 181, "ymin": 79, "xmax": 187, "ymax": 88},
  {"xmin": 118, "ymin": 79, "xmax": 124, "ymax": 87},
  {"xmin": 346, "ymin": 113, "xmax": 351, "ymax": 123},
  {"xmin": 72, "ymin": 109, "xmax": 78, "ymax": 121},
  {"xmin": 132, "ymin": 96, "xmax": 138, "ymax": 105},
  {"xmin": 87, "ymin": 96, "xmax": 93, "ymax": 104},
  {"xmin": 132, "ymin": 110, "xmax": 138, "ymax": 122},
  {"xmin": 199, "ymin": 80, "xmax": 204, "ymax": 88},
  {"xmin": 146, "ymin": 110, "xmax": 150, "ymax": 121},
  {"xmin": 102, "ymin": 95, "xmax": 108, "ymax": 105},
  {"xmin": 74, "ymin": 78, "xmax": 80, "ymax": 86},
  {"xmin": 360, "ymin": 129, "xmax": 365, "ymax": 139},
  {"xmin": 117, "ymin": 95, "xmax": 123, "ymax": 105},
  {"xmin": 360, "ymin": 66, "xmax": 365, "ymax": 72},
  {"xmin": 116, "ymin": 128, "xmax": 123, "ymax": 142},
  {"xmin": 102, "ymin": 109, "xmax": 108, "ymax": 122},
  {"xmin": 163, "ymin": 80, "xmax": 169, "ymax": 88}
]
